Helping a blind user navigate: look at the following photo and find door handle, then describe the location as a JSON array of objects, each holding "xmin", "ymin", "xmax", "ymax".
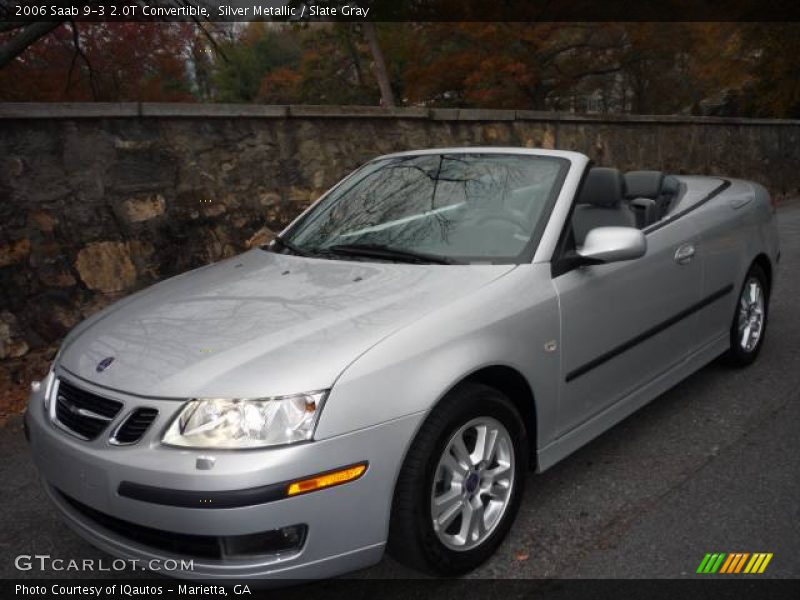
[{"xmin": 674, "ymin": 243, "xmax": 696, "ymax": 265}]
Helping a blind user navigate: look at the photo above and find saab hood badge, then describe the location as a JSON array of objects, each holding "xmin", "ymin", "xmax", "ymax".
[{"xmin": 96, "ymin": 356, "xmax": 115, "ymax": 372}]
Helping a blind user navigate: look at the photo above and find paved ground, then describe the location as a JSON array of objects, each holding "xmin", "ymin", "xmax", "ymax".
[{"xmin": 1, "ymin": 203, "xmax": 798, "ymax": 581}]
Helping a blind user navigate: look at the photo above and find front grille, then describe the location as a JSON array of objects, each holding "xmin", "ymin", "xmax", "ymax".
[
  {"xmin": 54, "ymin": 380, "xmax": 123, "ymax": 440},
  {"xmin": 112, "ymin": 408, "xmax": 158, "ymax": 444},
  {"xmin": 58, "ymin": 490, "xmax": 307, "ymax": 560}
]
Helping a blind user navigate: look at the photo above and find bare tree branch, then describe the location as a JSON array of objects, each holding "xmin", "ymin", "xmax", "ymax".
[
  {"xmin": 1, "ymin": 1, "xmax": 222, "ymax": 74},
  {"xmin": 173, "ymin": 0, "xmax": 228, "ymax": 62},
  {"xmin": 67, "ymin": 19, "xmax": 98, "ymax": 99},
  {"xmin": 0, "ymin": 21, "xmax": 63, "ymax": 68},
  {"xmin": 0, "ymin": 21, "xmax": 31, "ymax": 34},
  {"xmin": 362, "ymin": 22, "xmax": 395, "ymax": 107},
  {"xmin": 192, "ymin": 18, "xmax": 227, "ymax": 63},
  {"xmin": 65, "ymin": 35, "xmax": 80, "ymax": 96},
  {"xmin": 568, "ymin": 65, "xmax": 625, "ymax": 81}
]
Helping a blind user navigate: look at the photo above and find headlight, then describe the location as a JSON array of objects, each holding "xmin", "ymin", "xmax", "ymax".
[
  {"xmin": 40, "ymin": 352, "xmax": 60, "ymax": 410},
  {"xmin": 162, "ymin": 391, "xmax": 327, "ymax": 449}
]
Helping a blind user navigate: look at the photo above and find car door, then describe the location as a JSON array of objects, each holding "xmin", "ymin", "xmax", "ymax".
[
  {"xmin": 680, "ymin": 179, "xmax": 749, "ymax": 352},
  {"xmin": 552, "ymin": 217, "xmax": 703, "ymax": 435}
]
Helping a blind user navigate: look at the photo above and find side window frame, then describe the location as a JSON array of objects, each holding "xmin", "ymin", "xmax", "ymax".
[
  {"xmin": 550, "ymin": 169, "xmax": 732, "ymax": 278},
  {"xmin": 550, "ymin": 161, "xmax": 594, "ymax": 278},
  {"xmin": 641, "ymin": 180, "xmax": 730, "ymax": 236}
]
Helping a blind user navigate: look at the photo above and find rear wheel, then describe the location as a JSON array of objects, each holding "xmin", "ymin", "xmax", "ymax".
[
  {"xmin": 388, "ymin": 383, "xmax": 528, "ymax": 575},
  {"xmin": 724, "ymin": 263, "xmax": 769, "ymax": 367}
]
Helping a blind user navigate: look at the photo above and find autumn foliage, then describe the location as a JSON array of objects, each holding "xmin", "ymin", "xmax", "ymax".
[
  {"xmin": 0, "ymin": 22, "xmax": 195, "ymax": 102},
  {"xmin": 1, "ymin": 21, "xmax": 799, "ymax": 118}
]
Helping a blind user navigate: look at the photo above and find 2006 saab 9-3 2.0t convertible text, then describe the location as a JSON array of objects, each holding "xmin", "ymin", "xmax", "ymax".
[{"xmin": 26, "ymin": 148, "xmax": 779, "ymax": 580}]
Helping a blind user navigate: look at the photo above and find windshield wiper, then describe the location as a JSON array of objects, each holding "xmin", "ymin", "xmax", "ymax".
[
  {"xmin": 269, "ymin": 235, "xmax": 312, "ymax": 257},
  {"xmin": 325, "ymin": 243, "xmax": 461, "ymax": 265}
]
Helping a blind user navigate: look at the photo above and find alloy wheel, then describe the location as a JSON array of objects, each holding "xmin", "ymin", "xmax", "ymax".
[
  {"xmin": 430, "ymin": 417, "xmax": 515, "ymax": 551},
  {"xmin": 737, "ymin": 277, "xmax": 765, "ymax": 352}
]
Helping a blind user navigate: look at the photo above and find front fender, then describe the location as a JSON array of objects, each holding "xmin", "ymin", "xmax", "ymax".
[{"xmin": 315, "ymin": 265, "xmax": 561, "ymax": 452}]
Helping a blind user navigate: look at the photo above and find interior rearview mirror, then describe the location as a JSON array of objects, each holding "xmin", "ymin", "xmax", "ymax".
[{"xmin": 577, "ymin": 226, "xmax": 647, "ymax": 265}]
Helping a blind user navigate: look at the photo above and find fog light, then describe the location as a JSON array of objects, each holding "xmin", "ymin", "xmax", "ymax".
[
  {"xmin": 220, "ymin": 524, "xmax": 307, "ymax": 558},
  {"xmin": 286, "ymin": 463, "xmax": 367, "ymax": 496}
]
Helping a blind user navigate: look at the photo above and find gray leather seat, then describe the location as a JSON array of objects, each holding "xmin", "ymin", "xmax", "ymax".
[
  {"xmin": 657, "ymin": 175, "xmax": 681, "ymax": 217},
  {"xmin": 629, "ymin": 197, "xmax": 658, "ymax": 229},
  {"xmin": 572, "ymin": 168, "xmax": 636, "ymax": 245},
  {"xmin": 624, "ymin": 170, "xmax": 664, "ymax": 200},
  {"xmin": 624, "ymin": 170, "xmax": 664, "ymax": 228}
]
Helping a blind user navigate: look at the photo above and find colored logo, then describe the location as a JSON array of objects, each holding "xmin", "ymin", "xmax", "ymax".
[
  {"xmin": 96, "ymin": 356, "xmax": 115, "ymax": 373},
  {"xmin": 697, "ymin": 552, "xmax": 773, "ymax": 574}
]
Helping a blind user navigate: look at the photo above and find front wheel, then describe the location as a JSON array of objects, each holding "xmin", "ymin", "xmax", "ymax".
[
  {"xmin": 387, "ymin": 383, "xmax": 528, "ymax": 575},
  {"xmin": 724, "ymin": 263, "xmax": 769, "ymax": 367}
]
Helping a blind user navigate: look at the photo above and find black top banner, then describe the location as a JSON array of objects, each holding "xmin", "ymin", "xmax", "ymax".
[{"xmin": 2, "ymin": 0, "xmax": 800, "ymax": 22}]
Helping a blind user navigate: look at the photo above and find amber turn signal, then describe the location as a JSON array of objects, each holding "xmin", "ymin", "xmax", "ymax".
[{"xmin": 286, "ymin": 463, "xmax": 367, "ymax": 496}]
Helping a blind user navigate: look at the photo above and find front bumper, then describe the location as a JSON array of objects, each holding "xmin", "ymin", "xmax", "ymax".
[{"xmin": 26, "ymin": 371, "xmax": 424, "ymax": 580}]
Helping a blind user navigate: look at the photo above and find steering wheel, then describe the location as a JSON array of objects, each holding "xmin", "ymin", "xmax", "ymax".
[{"xmin": 475, "ymin": 211, "xmax": 530, "ymax": 233}]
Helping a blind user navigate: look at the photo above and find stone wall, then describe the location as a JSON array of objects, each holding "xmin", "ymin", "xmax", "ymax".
[{"xmin": 1, "ymin": 102, "xmax": 799, "ymax": 360}]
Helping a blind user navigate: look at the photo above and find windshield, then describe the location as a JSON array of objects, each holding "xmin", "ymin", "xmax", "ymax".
[{"xmin": 280, "ymin": 153, "xmax": 568, "ymax": 264}]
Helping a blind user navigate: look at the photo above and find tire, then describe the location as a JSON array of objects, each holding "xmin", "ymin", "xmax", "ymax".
[
  {"xmin": 724, "ymin": 263, "xmax": 769, "ymax": 367},
  {"xmin": 387, "ymin": 382, "xmax": 528, "ymax": 575}
]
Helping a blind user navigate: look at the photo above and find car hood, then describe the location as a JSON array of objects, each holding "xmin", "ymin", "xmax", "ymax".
[{"xmin": 59, "ymin": 250, "xmax": 514, "ymax": 399}]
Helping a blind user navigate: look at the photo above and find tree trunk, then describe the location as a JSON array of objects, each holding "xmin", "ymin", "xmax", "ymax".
[
  {"xmin": 342, "ymin": 24, "xmax": 366, "ymax": 89},
  {"xmin": 362, "ymin": 23, "xmax": 395, "ymax": 107},
  {"xmin": 0, "ymin": 22, "xmax": 62, "ymax": 69}
]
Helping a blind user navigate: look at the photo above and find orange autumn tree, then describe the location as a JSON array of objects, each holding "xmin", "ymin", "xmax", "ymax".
[
  {"xmin": 256, "ymin": 23, "xmax": 382, "ymax": 105},
  {"xmin": 1, "ymin": 20, "xmax": 796, "ymax": 117},
  {"xmin": 0, "ymin": 22, "xmax": 196, "ymax": 102},
  {"xmin": 402, "ymin": 23, "xmax": 627, "ymax": 110},
  {"xmin": 399, "ymin": 22, "xmax": 768, "ymax": 116},
  {"xmin": 258, "ymin": 66, "xmax": 303, "ymax": 104},
  {"xmin": 740, "ymin": 23, "xmax": 800, "ymax": 117}
]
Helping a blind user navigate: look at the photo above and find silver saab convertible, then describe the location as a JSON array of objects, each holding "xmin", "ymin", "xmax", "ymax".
[{"xmin": 26, "ymin": 148, "xmax": 779, "ymax": 580}]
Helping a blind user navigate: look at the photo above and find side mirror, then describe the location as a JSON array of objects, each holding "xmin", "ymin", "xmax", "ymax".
[{"xmin": 577, "ymin": 226, "xmax": 646, "ymax": 265}]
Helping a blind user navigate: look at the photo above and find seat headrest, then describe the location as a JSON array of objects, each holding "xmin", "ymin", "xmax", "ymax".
[
  {"xmin": 577, "ymin": 168, "xmax": 625, "ymax": 207},
  {"xmin": 624, "ymin": 170, "xmax": 665, "ymax": 199},
  {"xmin": 661, "ymin": 175, "xmax": 680, "ymax": 195}
]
